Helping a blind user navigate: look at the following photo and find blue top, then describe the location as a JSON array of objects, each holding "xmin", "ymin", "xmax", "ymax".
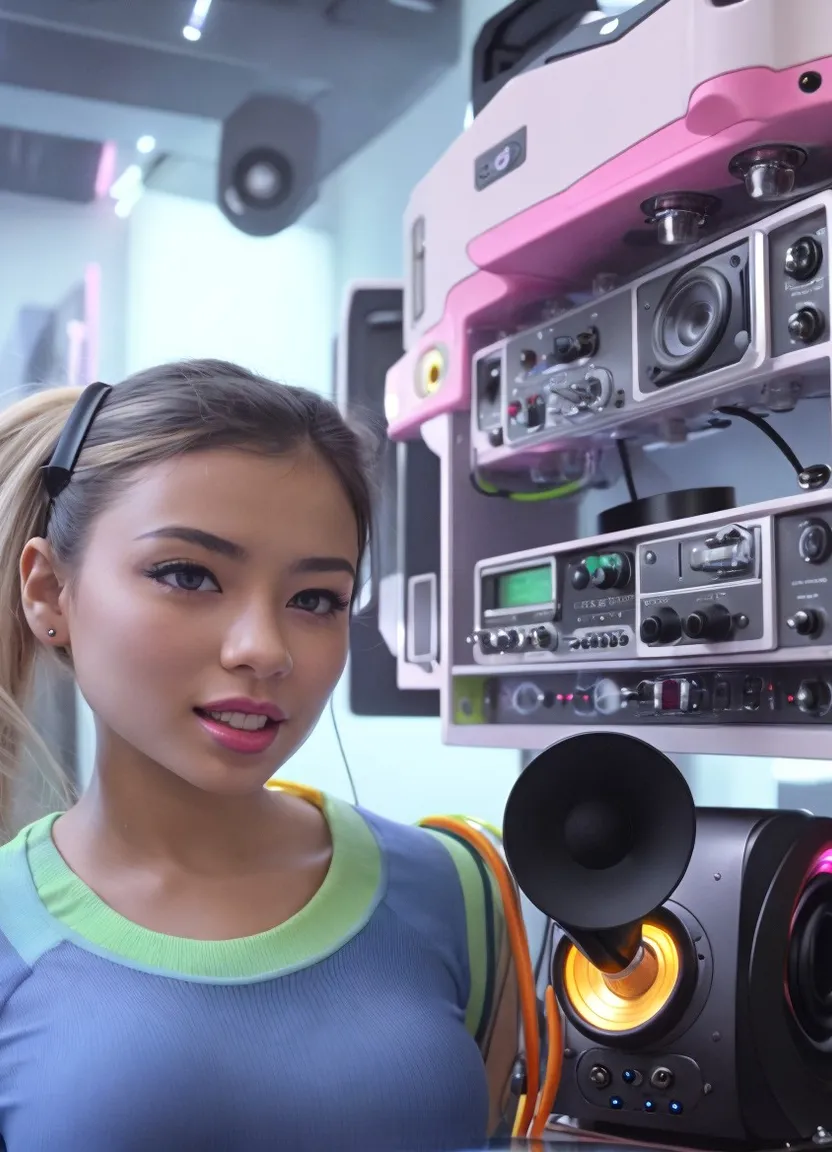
[{"xmin": 0, "ymin": 794, "xmax": 503, "ymax": 1151}]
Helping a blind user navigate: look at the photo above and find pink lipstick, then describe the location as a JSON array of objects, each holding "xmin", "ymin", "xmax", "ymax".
[{"xmin": 194, "ymin": 698, "xmax": 285, "ymax": 756}]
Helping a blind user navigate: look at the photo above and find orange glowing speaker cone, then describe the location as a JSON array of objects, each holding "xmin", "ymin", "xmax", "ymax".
[{"xmin": 561, "ymin": 921, "xmax": 682, "ymax": 1033}]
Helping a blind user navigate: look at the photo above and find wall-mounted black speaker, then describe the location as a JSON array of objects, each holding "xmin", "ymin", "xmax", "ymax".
[
  {"xmin": 505, "ymin": 732, "xmax": 832, "ymax": 1146},
  {"xmin": 337, "ymin": 283, "xmax": 440, "ymax": 718},
  {"xmin": 217, "ymin": 93, "xmax": 320, "ymax": 238}
]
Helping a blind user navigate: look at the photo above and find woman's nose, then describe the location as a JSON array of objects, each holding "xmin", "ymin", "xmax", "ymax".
[{"xmin": 219, "ymin": 606, "xmax": 294, "ymax": 679}]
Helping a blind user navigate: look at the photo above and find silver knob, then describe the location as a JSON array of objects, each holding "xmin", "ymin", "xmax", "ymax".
[
  {"xmin": 467, "ymin": 629, "xmax": 496, "ymax": 653},
  {"xmin": 530, "ymin": 624, "xmax": 558, "ymax": 650},
  {"xmin": 495, "ymin": 629, "xmax": 521, "ymax": 652}
]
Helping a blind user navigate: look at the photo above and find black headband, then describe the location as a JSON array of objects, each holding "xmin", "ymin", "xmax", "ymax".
[{"xmin": 41, "ymin": 381, "xmax": 112, "ymax": 501}]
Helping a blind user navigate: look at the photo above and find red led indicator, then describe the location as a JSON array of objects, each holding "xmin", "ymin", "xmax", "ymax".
[
  {"xmin": 660, "ymin": 680, "xmax": 681, "ymax": 711},
  {"xmin": 556, "ymin": 694, "xmax": 564, "ymax": 703},
  {"xmin": 787, "ymin": 694, "xmax": 795, "ymax": 704},
  {"xmin": 507, "ymin": 402, "xmax": 521, "ymax": 418},
  {"xmin": 565, "ymin": 693, "xmax": 574, "ymax": 702}
]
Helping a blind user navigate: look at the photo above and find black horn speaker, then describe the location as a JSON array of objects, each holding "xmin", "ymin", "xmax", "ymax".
[
  {"xmin": 505, "ymin": 732, "xmax": 832, "ymax": 1145},
  {"xmin": 503, "ymin": 732, "xmax": 695, "ymax": 972}
]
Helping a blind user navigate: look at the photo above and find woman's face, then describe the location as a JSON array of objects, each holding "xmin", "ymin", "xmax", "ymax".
[{"xmin": 52, "ymin": 446, "xmax": 359, "ymax": 795}]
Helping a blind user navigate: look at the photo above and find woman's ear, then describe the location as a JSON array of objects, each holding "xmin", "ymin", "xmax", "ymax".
[{"xmin": 20, "ymin": 538, "xmax": 69, "ymax": 646}]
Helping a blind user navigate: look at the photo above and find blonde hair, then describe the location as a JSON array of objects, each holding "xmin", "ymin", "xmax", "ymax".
[{"xmin": 0, "ymin": 360, "xmax": 376, "ymax": 833}]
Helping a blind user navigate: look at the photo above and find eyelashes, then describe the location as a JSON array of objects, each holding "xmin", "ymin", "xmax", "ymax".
[
  {"xmin": 144, "ymin": 561, "xmax": 219, "ymax": 594},
  {"xmin": 143, "ymin": 561, "xmax": 351, "ymax": 616}
]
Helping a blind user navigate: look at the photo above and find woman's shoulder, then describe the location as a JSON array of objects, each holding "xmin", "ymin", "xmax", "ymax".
[{"xmin": 0, "ymin": 819, "xmax": 53, "ymax": 1004}]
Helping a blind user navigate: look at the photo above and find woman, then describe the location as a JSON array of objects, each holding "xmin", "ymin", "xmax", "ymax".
[{"xmin": 0, "ymin": 360, "xmax": 518, "ymax": 1151}]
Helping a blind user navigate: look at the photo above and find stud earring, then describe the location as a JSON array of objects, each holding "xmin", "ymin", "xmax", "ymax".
[{"xmin": 47, "ymin": 628, "xmax": 56, "ymax": 638}]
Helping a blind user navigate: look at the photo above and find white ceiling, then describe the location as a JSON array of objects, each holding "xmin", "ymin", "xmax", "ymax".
[{"xmin": 0, "ymin": 0, "xmax": 462, "ymax": 202}]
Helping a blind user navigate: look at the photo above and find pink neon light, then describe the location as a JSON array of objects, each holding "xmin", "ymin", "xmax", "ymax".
[
  {"xmin": 387, "ymin": 53, "xmax": 832, "ymax": 440},
  {"xmin": 94, "ymin": 142, "xmax": 118, "ymax": 199},
  {"xmin": 83, "ymin": 263, "xmax": 101, "ymax": 384},
  {"xmin": 807, "ymin": 848, "xmax": 832, "ymax": 882},
  {"xmin": 65, "ymin": 321, "xmax": 85, "ymax": 389}
]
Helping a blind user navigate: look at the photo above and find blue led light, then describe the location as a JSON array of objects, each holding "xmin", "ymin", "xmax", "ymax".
[
  {"xmin": 669, "ymin": 1100, "xmax": 684, "ymax": 1115},
  {"xmin": 622, "ymin": 1069, "xmax": 638, "ymax": 1083},
  {"xmin": 609, "ymin": 1096, "xmax": 624, "ymax": 1110},
  {"xmin": 643, "ymin": 1101, "xmax": 656, "ymax": 1112}
]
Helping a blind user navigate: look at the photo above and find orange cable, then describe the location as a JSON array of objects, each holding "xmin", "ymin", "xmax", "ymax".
[
  {"xmin": 418, "ymin": 816, "xmax": 540, "ymax": 1139},
  {"xmin": 529, "ymin": 984, "xmax": 563, "ymax": 1138}
]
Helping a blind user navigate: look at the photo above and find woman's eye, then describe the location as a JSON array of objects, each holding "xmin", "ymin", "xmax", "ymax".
[
  {"xmin": 292, "ymin": 589, "xmax": 349, "ymax": 616},
  {"xmin": 147, "ymin": 563, "xmax": 220, "ymax": 593}
]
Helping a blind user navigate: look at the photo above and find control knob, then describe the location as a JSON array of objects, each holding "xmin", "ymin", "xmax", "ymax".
[
  {"xmin": 640, "ymin": 606, "xmax": 682, "ymax": 646},
  {"xmin": 590, "ymin": 553, "xmax": 631, "ymax": 590},
  {"xmin": 788, "ymin": 305, "xmax": 825, "ymax": 344},
  {"xmin": 467, "ymin": 629, "xmax": 496, "ymax": 653},
  {"xmin": 682, "ymin": 602, "xmax": 733, "ymax": 642},
  {"xmin": 787, "ymin": 609, "xmax": 823, "ymax": 637},
  {"xmin": 571, "ymin": 565, "xmax": 591, "ymax": 590},
  {"xmin": 796, "ymin": 679, "xmax": 832, "ymax": 715},
  {"xmin": 552, "ymin": 327, "xmax": 599, "ymax": 364},
  {"xmin": 785, "ymin": 236, "xmax": 823, "ymax": 282},
  {"xmin": 495, "ymin": 629, "xmax": 522, "ymax": 652},
  {"xmin": 530, "ymin": 624, "xmax": 558, "ymax": 650},
  {"xmin": 798, "ymin": 520, "xmax": 832, "ymax": 564}
]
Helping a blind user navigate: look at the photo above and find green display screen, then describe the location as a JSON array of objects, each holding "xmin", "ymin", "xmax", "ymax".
[{"xmin": 496, "ymin": 565, "xmax": 551, "ymax": 608}]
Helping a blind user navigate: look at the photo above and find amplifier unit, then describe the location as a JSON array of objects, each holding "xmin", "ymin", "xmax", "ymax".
[{"xmin": 472, "ymin": 192, "xmax": 831, "ymax": 468}]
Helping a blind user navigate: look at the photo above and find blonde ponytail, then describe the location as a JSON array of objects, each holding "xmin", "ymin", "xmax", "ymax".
[{"xmin": 0, "ymin": 387, "xmax": 82, "ymax": 836}]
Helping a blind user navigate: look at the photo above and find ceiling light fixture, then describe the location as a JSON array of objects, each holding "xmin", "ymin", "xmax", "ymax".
[
  {"xmin": 109, "ymin": 163, "xmax": 145, "ymax": 218},
  {"xmin": 183, "ymin": 0, "xmax": 213, "ymax": 41}
]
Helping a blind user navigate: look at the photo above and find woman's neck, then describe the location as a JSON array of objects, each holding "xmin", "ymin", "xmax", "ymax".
[{"xmin": 58, "ymin": 730, "xmax": 316, "ymax": 879}]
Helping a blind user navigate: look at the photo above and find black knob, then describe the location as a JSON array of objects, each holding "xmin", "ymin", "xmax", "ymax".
[
  {"xmin": 552, "ymin": 327, "xmax": 598, "ymax": 364},
  {"xmin": 590, "ymin": 553, "xmax": 631, "ymax": 591},
  {"xmin": 571, "ymin": 565, "xmax": 590, "ymax": 590},
  {"xmin": 796, "ymin": 679, "xmax": 832, "ymax": 715},
  {"xmin": 589, "ymin": 1065, "xmax": 612, "ymax": 1089},
  {"xmin": 574, "ymin": 328, "xmax": 599, "ymax": 358},
  {"xmin": 785, "ymin": 236, "xmax": 823, "ymax": 282},
  {"xmin": 650, "ymin": 1067, "xmax": 675, "ymax": 1091},
  {"xmin": 640, "ymin": 606, "xmax": 682, "ymax": 646},
  {"xmin": 788, "ymin": 609, "xmax": 822, "ymax": 637},
  {"xmin": 682, "ymin": 603, "xmax": 733, "ymax": 641},
  {"xmin": 495, "ymin": 629, "xmax": 520, "ymax": 652},
  {"xmin": 799, "ymin": 520, "xmax": 832, "ymax": 564},
  {"xmin": 519, "ymin": 349, "xmax": 537, "ymax": 370},
  {"xmin": 788, "ymin": 305, "xmax": 825, "ymax": 344}
]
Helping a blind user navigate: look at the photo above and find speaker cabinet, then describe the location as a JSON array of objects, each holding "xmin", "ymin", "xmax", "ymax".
[
  {"xmin": 338, "ymin": 283, "xmax": 440, "ymax": 718},
  {"xmin": 505, "ymin": 733, "xmax": 832, "ymax": 1145},
  {"xmin": 218, "ymin": 94, "xmax": 320, "ymax": 238}
]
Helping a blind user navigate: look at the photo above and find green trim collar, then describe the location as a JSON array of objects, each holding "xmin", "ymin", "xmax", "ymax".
[{"xmin": 3, "ymin": 795, "xmax": 384, "ymax": 983}]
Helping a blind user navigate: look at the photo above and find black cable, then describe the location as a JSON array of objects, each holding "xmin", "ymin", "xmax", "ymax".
[
  {"xmin": 714, "ymin": 406, "xmax": 831, "ymax": 491},
  {"xmin": 616, "ymin": 438, "xmax": 638, "ymax": 503},
  {"xmin": 329, "ymin": 697, "xmax": 359, "ymax": 806},
  {"xmin": 533, "ymin": 919, "xmax": 554, "ymax": 984}
]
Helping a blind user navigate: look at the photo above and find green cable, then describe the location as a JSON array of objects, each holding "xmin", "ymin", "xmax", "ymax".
[{"xmin": 472, "ymin": 474, "xmax": 586, "ymax": 502}]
